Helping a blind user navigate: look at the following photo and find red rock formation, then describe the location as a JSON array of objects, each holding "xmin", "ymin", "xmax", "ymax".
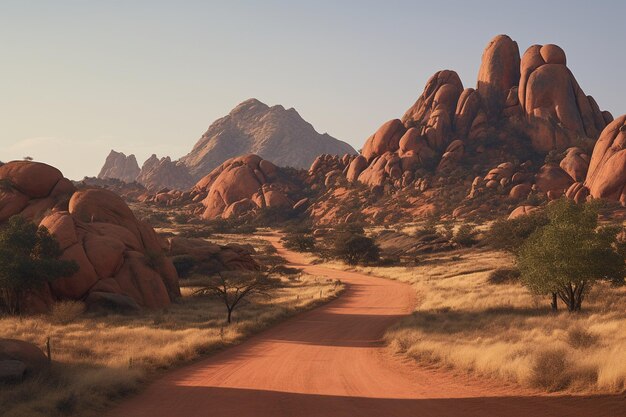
[
  {"xmin": 196, "ymin": 154, "xmax": 298, "ymax": 219},
  {"xmin": 584, "ymin": 115, "xmax": 626, "ymax": 205},
  {"xmin": 518, "ymin": 44, "xmax": 609, "ymax": 152},
  {"xmin": 0, "ymin": 161, "xmax": 179, "ymax": 312},
  {"xmin": 476, "ymin": 34, "xmax": 520, "ymax": 118}
]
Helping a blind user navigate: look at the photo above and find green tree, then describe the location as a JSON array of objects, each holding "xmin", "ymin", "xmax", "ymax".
[
  {"xmin": 333, "ymin": 232, "xmax": 380, "ymax": 265},
  {"xmin": 517, "ymin": 199, "xmax": 625, "ymax": 312},
  {"xmin": 0, "ymin": 216, "xmax": 78, "ymax": 314}
]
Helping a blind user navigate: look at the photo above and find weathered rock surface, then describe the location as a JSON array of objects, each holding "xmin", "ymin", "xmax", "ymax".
[
  {"xmin": 167, "ymin": 237, "xmax": 259, "ymax": 273},
  {"xmin": 0, "ymin": 338, "xmax": 48, "ymax": 376},
  {"xmin": 98, "ymin": 150, "xmax": 141, "ymax": 183},
  {"xmin": 196, "ymin": 154, "xmax": 298, "ymax": 219},
  {"xmin": 180, "ymin": 98, "xmax": 356, "ymax": 179},
  {"xmin": 0, "ymin": 161, "xmax": 180, "ymax": 311},
  {"xmin": 584, "ymin": 115, "xmax": 626, "ymax": 205}
]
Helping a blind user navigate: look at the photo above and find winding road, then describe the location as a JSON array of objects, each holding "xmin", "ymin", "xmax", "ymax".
[{"xmin": 108, "ymin": 235, "xmax": 625, "ymax": 417}]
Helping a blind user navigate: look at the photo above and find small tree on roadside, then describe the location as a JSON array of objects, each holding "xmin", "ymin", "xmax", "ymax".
[
  {"xmin": 282, "ymin": 233, "xmax": 316, "ymax": 252},
  {"xmin": 0, "ymin": 216, "xmax": 78, "ymax": 314},
  {"xmin": 194, "ymin": 271, "xmax": 281, "ymax": 323},
  {"xmin": 517, "ymin": 199, "xmax": 625, "ymax": 312},
  {"xmin": 333, "ymin": 232, "xmax": 380, "ymax": 265}
]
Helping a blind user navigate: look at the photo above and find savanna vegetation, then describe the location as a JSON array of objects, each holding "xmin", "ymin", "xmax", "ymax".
[
  {"xmin": 311, "ymin": 202, "xmax": 626, "ymax": 393},
  {"xmin": 0, "ymin": 234, "xmax": 343, "ymax": 417}
]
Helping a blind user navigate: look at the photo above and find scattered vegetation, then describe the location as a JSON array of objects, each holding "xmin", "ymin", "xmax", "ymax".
[
  {"xmin": 0, "ymin": 235, "xmax": 343, "ymax": 417},
  {"xmin": 485, "ymin": 211, "xmax": 548, "ymax": 252}
]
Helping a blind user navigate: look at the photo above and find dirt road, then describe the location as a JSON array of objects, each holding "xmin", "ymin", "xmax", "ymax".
[{"xmin": 108, "ymin": 235, "xmax": 625, "ymax": 417}]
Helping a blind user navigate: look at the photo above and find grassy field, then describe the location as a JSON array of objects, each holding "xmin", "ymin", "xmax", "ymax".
[
  {"xmin": 0, "ymin": 235, "xmax": 343, "ymax": 417},
  {"xmin": 315, "ymin": 248, "xmax": 626, "ymax": 393}
]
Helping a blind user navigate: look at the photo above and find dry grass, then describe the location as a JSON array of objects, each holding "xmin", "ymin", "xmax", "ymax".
[
  {"xmin": 0, "ymin": 235, "xmax": 343, "ymax": 417},
  {"xmin": 316, "ymin": 248, "xmax": 626, "ymax": 393}
]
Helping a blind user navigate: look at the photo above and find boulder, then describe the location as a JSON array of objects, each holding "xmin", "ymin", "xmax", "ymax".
[
  {"xmin": 535, "ymin": 163, "xmax": 574, "ymax": 194},
  {"xmin": 508, "ymin": 205, "xmax": 540, "ymax": 219},
  {"xmin": 476, "ymin": 35, "xmax": 521, "ymax": 118},
  {"xmin": 559, "ymin": 147, "xmax": 589, "ymax": 182},
  {"xmin": 361, "ymin": 119, "xmax": 406, "ymax": 160},
  {"xmin": 584, "ymin": 115, "xmax": 626, "ymax": 204},
  {"xmin": 0, "ymin": 339, "xmax": 48, "ymax": 373},
  {"xmin": 519, "ymin": 44, "xmax": 608, "ymax": 151}
]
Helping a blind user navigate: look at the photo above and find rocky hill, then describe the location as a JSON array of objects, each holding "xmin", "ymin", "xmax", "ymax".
[
  {"xmin": 179, "ymin": 98, "xmax": 356, "ymax": 179},
  {"xmin": 97, "ymin": 150, "xmax": 141, "ymax": 183},
  {"xmin": 136, "ymin": 154, "xmax": 194, "ymax": 191}
]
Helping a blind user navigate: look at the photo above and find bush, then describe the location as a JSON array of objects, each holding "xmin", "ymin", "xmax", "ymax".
[
  {"xmin": 452, "ymin": 224, "xmax": 477, "ymax": 247},
  {"xmin": 487, "ymin": 268, "xmax": 520, "ymax": 284},
  {"xmin": 172, "ymin": 255, "xmax": 197, "ymax": 278},
  {"xmin": 282, "ymin": 233, "xmax": 316, "ymax": 252},
  {"xmin": 0, "ymin": 216, "xmax": 78, "ymax": 314},
  {"xmin": 173, "ymin": 213, "xmax": 190, "ymax": 224},
  {"xmin": 51, "ymin": 301, "xmax": 85, "ymax": 324},
  {"xmin": 567, "ymin": 327, "xmax": 599, "ymax": 349},
  {"xmin": 485, "ymin": 211, "xmax": 548, "ymax": 252},
  {"xmin": 332, "ymin": 232, "xmax": 380, "ymax": 265},
  {"xmin": 531, "ymin": 349, "xmax": 569, "ymax": 391}
]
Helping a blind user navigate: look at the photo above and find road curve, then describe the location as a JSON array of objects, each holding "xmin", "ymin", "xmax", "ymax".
[{"xmin": 108, "ymin": 235, "xmax": 625, "ymax": 417}]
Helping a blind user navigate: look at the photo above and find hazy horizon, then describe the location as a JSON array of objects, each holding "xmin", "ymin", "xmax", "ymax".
[{"xmin": 2, "ymin": 0, "xmax": 625, "ymax": 180}]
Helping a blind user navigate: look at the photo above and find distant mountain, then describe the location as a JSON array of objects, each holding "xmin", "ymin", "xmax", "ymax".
[
  {"xmin": 136, "ymin": 154, "xmax": 194, "ymax": 191},
  {"xmin": 179, "ymin": 98, "xmax": 356, "ymax": 179},
  {"xmin": 97, "ymin": 150, "xmax": 140, "ymax": 183}
]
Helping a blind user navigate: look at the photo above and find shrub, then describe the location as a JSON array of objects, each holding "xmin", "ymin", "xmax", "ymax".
[
  {"xmin": 485, "ymin": 211, "xmax": 548, "ymax": 252},
  {"xmin": 487, "ymin": 268, "xmax": 521, "ymax": 284},
  {"xmin": 173, "ymin": 213, "xmax": 190, "ymax": 224},
  {"xmin": 531, "ymin": 349, "xmax": 569, "ymax": 391},
  {"xmin": 0, "ymin": 216, "xmax": 78, "ymax": 314},
  {"xmin": 51, "ymin": 301, "xmax": 85, "ymax": 324},
  {"xmin": 567, "ymin": 327, "xmax": 599, "ymax": 349},
  {"xmin": 452, "ymin": 224, "xmax": 477, "ymax": 247},
  {"xmin": 282, "ymin": 233, "xmax": 316, "ymax": 252},
  {"xmin": 332, "ymin": 232, "xmax": 380, "ymax": 265}
]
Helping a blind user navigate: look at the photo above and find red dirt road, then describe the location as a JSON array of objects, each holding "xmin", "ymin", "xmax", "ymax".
[{"xmin": 108, "ymin": 235, "xmax": 625, "ymax": 417}]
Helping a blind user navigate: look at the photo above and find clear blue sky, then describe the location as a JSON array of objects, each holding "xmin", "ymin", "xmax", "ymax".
[{"xmin": 1, "ymin": 0, "xmax": 624, "ymax": 179}]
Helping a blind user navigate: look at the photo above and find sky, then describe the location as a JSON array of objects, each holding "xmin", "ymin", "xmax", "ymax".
[{"xmin": 1, "ymin": 0, "xmax": 625, "ymax": 180}]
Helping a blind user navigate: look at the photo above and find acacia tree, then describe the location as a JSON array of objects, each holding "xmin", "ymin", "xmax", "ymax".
[
  {"xmin": 195, "ymin": 271, "xmax": 281, "ymax": 323},
  {"xmin": 0, "ymin": 216, "xmax": 78, "ymax": 314},
  {"xmin": 517, "ymin": 199, "xmax": 625, "ymax": 312}
]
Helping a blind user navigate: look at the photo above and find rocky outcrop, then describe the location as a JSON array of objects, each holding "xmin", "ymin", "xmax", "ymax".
[
  {"xmin": 584, "ymin": 115, "xmax": 626, "ymax": 205},
  {"xmin": 0, "ymin": 161, "xmax": 179, "ymax": 312},
  {"xmin": 180, "ymin": 98, "xmax": 356, "ymax": 179},
  {"xmin": 97, "ymin": 150, "xmax": 140, "ymax": 183},
  {"xmin": 136, "ymin": 154, "xmax": 194, "ymax": 191},
  {"xmin": 518, "ymin": 44, "xmax": 610, "ymax": 152},
  {"xmin": 196, "ymin": 154, "xmax": 299, "ymax": 219}
]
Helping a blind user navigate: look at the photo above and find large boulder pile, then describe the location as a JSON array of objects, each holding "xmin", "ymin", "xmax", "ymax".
[
  {"xmin": 304, "ymin": 34, "xmax": 615, "ymax": 224},
  {"xmin": 196, "ymin": 154, "xmax": 300, "ymax": 219},
  {"xmin": 0, "ymin": 161, "xmax": 180, "ymax": 312}
]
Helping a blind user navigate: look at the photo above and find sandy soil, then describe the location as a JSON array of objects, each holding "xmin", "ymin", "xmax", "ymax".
[{"xmin": 108, "ymin": 235, "xmax": 625, "ymax": 417}]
